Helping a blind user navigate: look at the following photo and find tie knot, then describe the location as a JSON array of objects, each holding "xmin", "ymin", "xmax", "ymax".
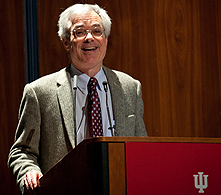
[{"xmin": 88, "ymin": 77, "xmax": 98, "ymax": 90}]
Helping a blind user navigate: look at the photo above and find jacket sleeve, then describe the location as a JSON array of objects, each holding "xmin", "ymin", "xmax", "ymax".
[
  {"xmin": 135, "ymin": 81, "xmax": 147, "ymax": 136},
  {"xmin": 8, "ymin": 84, "xmax": 42, "ymax": 194}
]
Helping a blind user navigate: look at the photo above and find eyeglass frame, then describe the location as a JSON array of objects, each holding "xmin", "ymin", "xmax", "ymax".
[{"xmin": 71, "ymin": 26, "xmax": 105, "ymax": 39}]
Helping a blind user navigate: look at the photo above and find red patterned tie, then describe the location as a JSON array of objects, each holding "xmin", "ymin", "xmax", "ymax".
[{"xmin": 88, "ymin": 77, "xmax": 103, "ymax": 137}]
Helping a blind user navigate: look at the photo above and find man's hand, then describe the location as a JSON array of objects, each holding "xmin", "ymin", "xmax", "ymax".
[{"xmin": 23, "ymin": 170, "xmax": 43, "ymax": 195}]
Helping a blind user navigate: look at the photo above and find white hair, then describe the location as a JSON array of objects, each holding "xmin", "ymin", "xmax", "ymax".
[{"xmin": 58, "ymin": 4, "xmax": 112, "ymax": 41}]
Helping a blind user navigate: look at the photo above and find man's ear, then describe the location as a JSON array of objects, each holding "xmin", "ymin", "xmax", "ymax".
[{"xmin": 62, "ymin": 39, "xmax": 70, "ymax": 51}]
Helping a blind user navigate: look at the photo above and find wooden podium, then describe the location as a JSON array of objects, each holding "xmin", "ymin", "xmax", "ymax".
[{"xmin": 38, "ymin": 137, "xmax": 221, "ymax": 195}]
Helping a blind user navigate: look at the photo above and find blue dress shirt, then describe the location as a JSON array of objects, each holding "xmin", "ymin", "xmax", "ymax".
[{"xmin": 70, "ymin": 64, "xmax": 115, "ymax": 145}]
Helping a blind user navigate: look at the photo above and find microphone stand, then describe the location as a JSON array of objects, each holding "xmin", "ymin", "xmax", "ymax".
[
  {"xmin": 102, "ymin": 81, "xmax": 115, "ymax": 136},
  {"xmin": 73, "ymin": 75, "xmax": 78, "ymax": 147}
]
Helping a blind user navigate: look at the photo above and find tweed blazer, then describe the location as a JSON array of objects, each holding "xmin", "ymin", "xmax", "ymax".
[{"xmin": 8, "ymin": 65, "xmax": 147, "ymax": 192}]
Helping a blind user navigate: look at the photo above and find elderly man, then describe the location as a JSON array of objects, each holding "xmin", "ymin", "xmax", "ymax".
[{"xmin": 8, "ymin": 3, "xmax": 147, "ymax": 194}]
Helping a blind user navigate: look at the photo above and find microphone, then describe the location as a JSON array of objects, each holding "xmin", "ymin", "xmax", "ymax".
[
  {"xmin": 103, "ymin": 81, "xmax": 108, "ymax": 92},
  {"xmin": 73, "ymin": 75, "xmax": 78, "ymax": 90},
  {"xmin": 73, "ymin": 75, "xmax": 78, "ymax": 146},
  {"xmin": 102, "ymin": 81, "xmax": 115, "ymax": 136}
]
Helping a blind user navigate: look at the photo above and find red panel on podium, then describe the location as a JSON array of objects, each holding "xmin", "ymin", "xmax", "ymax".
[{"xmin": 126, "ymin": 142, "xmax": 221, "ymax": 194}]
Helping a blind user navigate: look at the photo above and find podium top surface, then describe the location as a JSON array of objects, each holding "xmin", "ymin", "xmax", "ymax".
[{"xmin": 80, "ymin": 136, "xmax": 221, "ymax": 145}]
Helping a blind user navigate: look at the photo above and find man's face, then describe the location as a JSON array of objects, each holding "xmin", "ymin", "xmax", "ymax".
[{"xmin": 63, "ymin": 11, "xmax": 108, "ymax": 76}]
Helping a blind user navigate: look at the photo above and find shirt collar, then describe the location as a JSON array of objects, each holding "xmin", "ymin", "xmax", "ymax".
[{"xmin": 70, "ymin": 64, "xmax": 107, "ymax": 93}]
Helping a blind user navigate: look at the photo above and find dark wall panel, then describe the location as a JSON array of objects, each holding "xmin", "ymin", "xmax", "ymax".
[{"xmin": 0, "ymin": 0, "xmax": 26, "ymax": 194}]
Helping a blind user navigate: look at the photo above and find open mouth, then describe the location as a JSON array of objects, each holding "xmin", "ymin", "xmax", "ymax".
[{"xmin": 82, "ymin": 47, "xmax": 98, "ymax": 52}]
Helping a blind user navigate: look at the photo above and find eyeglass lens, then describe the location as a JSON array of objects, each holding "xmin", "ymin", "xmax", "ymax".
[{"xmin": 74, "ymin": 27, "xmax": 103, "ymax": 38}]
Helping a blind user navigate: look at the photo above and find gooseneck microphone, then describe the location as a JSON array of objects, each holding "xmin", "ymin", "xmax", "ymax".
[
  {"xmin": 102, "ymin": 81, "xmax": 115, "ymax": 136},
  {"xmin": 73, "ymin": 75, "xmax": 78, "ymax": 146}
]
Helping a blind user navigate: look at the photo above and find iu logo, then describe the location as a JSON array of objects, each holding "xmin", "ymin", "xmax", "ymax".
[{"xmin": 193, "ymin": 172, "xmax": 209, "ymax": 193}]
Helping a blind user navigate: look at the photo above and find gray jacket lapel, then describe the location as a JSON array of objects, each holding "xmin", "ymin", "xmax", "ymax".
[
  {"xmin": 56, "ymin": 65, "xmax": 126, "ymax": 143},
  {"xmin": 57, "ymin": 66, "xmax": 75, "ymax": 148},
  {"xmin": 103, "ymin": 66, "xmax": 125, "ymax": 136}
]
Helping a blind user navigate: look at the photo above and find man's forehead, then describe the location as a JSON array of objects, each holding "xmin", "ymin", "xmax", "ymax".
[{"xmin": 71, "ymin": 11, "xmax": 102, "ymax": 27}]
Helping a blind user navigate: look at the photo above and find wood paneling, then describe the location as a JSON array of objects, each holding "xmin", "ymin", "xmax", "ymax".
[
  {"xmin": 37, "ymin": 1, "xmax": 72, "ymax": 76},
  {"xmin": 2, "ymin": 0, "xmax": 220, "ymax": 193},
  {"xmin": 108, "ymin": 143, "xmax": 126, "ymax": 195},
  {"xmin": 37, "ymin": 0, "xmax": 221, "ymax": 138},
  {"xmin": 199, "ymin": 0, "xmax": 221, "ymax": 137},
  {"xmin": 0, "ymin": 0, "xmax": 26, "ymax": 194}
]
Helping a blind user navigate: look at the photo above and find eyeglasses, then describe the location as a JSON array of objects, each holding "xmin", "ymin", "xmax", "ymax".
[{"xmin": 72, "ymin": 26, "xmax": 104, "ymax": 39}]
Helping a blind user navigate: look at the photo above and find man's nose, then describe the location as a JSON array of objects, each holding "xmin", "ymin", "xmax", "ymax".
[{"xmin": 85, "ymin": 31, "xmax": 94, "ymax": 40}]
